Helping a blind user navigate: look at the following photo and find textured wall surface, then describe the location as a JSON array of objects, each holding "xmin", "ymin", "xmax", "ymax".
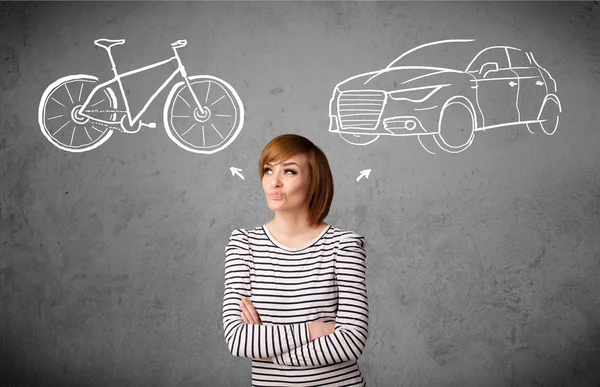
[{"xmin": 1, "ymin": 1, "xmax": 599, "ymax": 386}]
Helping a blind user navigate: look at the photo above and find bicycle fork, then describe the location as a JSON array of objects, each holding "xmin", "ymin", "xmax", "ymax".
[{"xmin": 171, "ymin": 40, "xmax": 208, "ymax": 120}]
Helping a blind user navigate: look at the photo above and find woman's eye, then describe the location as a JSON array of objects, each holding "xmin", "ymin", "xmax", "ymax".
[
  {"xmin": 284, "ymin": 169, "xmax": 297, "ymax": 175},
  {"xmin": 263, "ymin": 168, "xmax": 272, "ymax": 174}
]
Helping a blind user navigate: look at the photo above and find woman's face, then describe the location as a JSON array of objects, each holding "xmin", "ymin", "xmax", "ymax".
[{"xmin": 262, "ymin": 153, "xmax": 311, "ymax": 214}]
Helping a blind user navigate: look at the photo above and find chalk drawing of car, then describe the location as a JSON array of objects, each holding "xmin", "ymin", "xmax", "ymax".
[{"xmin": 328, "ymin": 39, "xmax": 562, "ymax": 153}]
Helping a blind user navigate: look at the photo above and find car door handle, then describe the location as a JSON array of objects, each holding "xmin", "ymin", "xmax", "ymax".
[
  {"xmin": 509, "ymin": 81, "xmax": 517, "ymax": 87},
  {"xmin": 535, "ymin": 80, "xmax": 545, "ymax": 86}
]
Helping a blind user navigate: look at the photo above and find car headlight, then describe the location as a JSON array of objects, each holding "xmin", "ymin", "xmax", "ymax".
[
  {"xmin": 329, "ymin": 87, "xmax": 341, "ymax": 115},
  {"xmin": 388, "ymin": 84, "xmax": 449, "ymax": 103}
]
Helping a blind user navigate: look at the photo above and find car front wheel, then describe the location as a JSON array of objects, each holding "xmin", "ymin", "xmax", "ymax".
[
  {"xmin": 339, "ymin": 132, "xmax": 380, "ymax": 146},
  {"xmin": 433, "ymin": 96, "xmax": 476, "ymax": 154}
]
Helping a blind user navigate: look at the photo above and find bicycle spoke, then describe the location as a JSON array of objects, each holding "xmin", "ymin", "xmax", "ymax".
[
  {"xmin": 51, "ymin": 97, "xmax": 66, "ymax": 108},
  {"xmin": 41, "ymin": 76, "xmax": 117, "ymax": 151},
  {"xmin": 210, "ymin": 122, "xmax": 224, "ymax": 140},
  {"xmin": 90, "ymin": 125, "xmax": 104, "ymax": 134},
  {"xmin": 205, "ymin": 82, "xmax": 211, "ymax": 104},
  {"xmin": 70, "ymin": 127, "xmax": 76, "ymax": 146},
  {"xmin": 166, "ymin": 78, "xmax": 242, "ymax": 152},
  {"xmin": 211, "ymin": 95, "xmax": 225, "ymax": 106},
  {"xmin": 83, "ymin": 126, "xmax": 92, "ymax": 142},
  {"xmin": 78, "ymin": 83, "xmax": 84, "ymax": 102},
  {"xmin": 91, "ymin": 98, "xmax": 106, "ymax": 107},
  {"xmin": 177, "ymin": 94, "xmax": 190, "ymax": 107},
  {"xmin": 181, "ymin": 123, "xmax": 196, "ymax": 136},
  {"xmin": 52, "ymin": 120, "xmax": 71, "ymax": 136},
  {"xmin": 65, "ymin": 84, "xmax": 74, "ymax": 104}
]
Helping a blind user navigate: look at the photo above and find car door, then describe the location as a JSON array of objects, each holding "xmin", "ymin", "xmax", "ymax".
[
  {"xmin": 507, "ymin": 48, "xmax": 548, "ymax": 123},
  {"xmin": 467, "ymin": 47, "xmax": 519, "ymax": 128}
]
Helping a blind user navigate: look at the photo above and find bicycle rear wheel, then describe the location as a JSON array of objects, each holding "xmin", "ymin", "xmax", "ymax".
[
  {"xmin": 39, "ymin": 74, "xmax": 117, "ymax": 152},
  {"xmin": 164, "ymin": 75, "xmax": 244, "ymax": 154}
]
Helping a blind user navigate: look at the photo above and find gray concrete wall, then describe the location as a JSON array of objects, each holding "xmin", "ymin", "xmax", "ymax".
[{"xmin": 1, "ymin": 1, "xmax": 599, "ymax": 386}]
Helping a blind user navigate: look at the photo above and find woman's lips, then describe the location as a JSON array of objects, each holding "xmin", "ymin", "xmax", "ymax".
[{"xmin": 270, "ymin": 193, "xmax": 283, "ymax": 200}]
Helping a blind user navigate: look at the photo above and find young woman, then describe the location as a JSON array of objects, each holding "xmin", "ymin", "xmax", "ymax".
[{"xmin": 222, "ymin": 134, "xmax": 369, "ymax": 386}]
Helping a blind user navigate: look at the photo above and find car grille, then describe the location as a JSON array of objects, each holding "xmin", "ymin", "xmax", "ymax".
[{"xmin": 337, "ymin": 90, "xmax": 385, "ymax": 130}]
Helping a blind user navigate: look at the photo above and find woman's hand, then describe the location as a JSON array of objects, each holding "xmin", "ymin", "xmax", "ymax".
[
  {"xmin": 240, "ymin": 297, "xmax": 262, "ymax": 325},
  {"xmin": 307, "ymin": 321, "xmax": 336, "ymax": 341},
  {"xmin": 240, "ymin": 298, "xmax": 335, "ymax": 358},
  {"xmin": 240, "ymin": 297, "xmax": 271, "ymax": 361}
]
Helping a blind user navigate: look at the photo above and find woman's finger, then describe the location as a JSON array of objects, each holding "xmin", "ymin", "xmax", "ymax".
[
  {"xmin": 245, "ymin": 299, "xmax": 260, "ymax": 324},
  {"xmin": 240, "ymin": 298, "xmax": 255, "ymax": 324},
  {"xmin": 240, "ymin": 300, "xmax": 250, "ymax": 324},
  {"xmin": 244, "ymin": 298, "xmax": 262, "ymax": 324},
  {"xmin": 241, "ymin": 310, "xmax": 248, "ymax": 324},
  {"xmin": 326, "ymin": 322, "xmax": 336, "ymax": 335},
  {"xmin": 241, "ymin": 298, "xmax": 261, "ymax": 324}
]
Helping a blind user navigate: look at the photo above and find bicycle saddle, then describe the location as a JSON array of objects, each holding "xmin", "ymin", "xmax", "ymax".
[
  {"xmin": 94, "ymin": 39, "xmax": 126, "ymax": 49},
  {"xmin": 171, "ymin": 40, "xmax": 187, "ymax": 49}
]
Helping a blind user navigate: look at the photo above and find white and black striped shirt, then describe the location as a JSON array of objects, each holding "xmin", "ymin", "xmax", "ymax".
[{"xmin": 222, "ymin": 225, "xmax": 368, "ymax": 387}]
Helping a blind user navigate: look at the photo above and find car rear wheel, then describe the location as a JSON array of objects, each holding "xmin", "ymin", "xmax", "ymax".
[
  {"xmin": 526, "ymin": 94, "xmax": 561, "ymax": 135},
  {"xmin": 434, "ymin": 96, "xmax": 476, "ymax": 154}
]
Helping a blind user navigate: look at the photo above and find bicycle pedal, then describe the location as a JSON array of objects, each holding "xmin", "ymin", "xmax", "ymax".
[{"xmin": 141, "ymin": 122, "xmax": 157, "ymax": 129}]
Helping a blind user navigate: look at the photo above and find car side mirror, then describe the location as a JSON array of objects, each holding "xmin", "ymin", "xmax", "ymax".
[{"xmin": 480, "ymin": 62, "xmax": 499, "ymax": 77}]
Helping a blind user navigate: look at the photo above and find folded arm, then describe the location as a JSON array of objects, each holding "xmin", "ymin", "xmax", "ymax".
[
  {"xmin": 222, "ymin": 230, "xmax": 311, "ymax": 359},
  {"xmin": 273, "ymin": 233, "xmax": 369, "ymax": 367}
]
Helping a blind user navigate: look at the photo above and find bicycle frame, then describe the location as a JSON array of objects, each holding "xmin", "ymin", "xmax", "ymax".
[{"xmin": 79, "ymin": 46, "xmax": 205, "ymax": 127}]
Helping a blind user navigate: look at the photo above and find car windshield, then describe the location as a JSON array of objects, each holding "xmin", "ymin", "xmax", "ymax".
[{"xmin": 386, "ymin": 40, "xmax": 479, "ymax": 71}]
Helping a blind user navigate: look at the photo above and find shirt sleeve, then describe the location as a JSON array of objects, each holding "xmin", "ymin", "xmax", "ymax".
[
  {"xmin": 273, "ymin": 231, "xmax": 369, "ymax": 367},
  {"xmin": 222, "ymin": 229, "xmax": 311, "ymax": 359}
]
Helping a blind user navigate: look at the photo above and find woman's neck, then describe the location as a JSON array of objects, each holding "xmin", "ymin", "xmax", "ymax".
[{"xmin": 266, "ymin": 211, "xmax": 327, "ymax": 244}]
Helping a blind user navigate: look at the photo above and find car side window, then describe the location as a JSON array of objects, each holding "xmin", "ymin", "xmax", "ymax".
[
  {"xmin": 467, "ymin": 48, "xmax": 510, "ymax": 75},
  {"xmin": 507, "ymin": 48, "xmax": 532, "ymax": 69}
]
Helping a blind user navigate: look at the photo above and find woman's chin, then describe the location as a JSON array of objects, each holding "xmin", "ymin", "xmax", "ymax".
[{"xmin": 267, "ymin": 202, "xmax": 283, "ymax": 212}]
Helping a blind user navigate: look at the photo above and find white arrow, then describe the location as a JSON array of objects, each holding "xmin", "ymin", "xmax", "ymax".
[
  {"xmin": 356, "ymin": 169, "xmax": 371, "ymax": 182},
  {"xmin": 230, "ymin": 167, "xmax": 244, "ymax": 180}
]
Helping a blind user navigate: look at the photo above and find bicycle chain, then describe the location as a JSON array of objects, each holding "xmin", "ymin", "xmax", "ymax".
[
  {"xmin": 82, "ymin": 110, "xmax": 127, "ymax": 131},
  {"xmin": 88, "ymin": 120, "xmax": 121, "ymax": 132},
  {"xmin": 83, "ymin": 109, "xmax": 127, "ymax": 113}
]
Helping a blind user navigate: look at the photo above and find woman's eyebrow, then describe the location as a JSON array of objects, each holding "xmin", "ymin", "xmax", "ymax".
[{"xmin": 265, "ymin": 162, "xmax": 300, "ymax": 167}]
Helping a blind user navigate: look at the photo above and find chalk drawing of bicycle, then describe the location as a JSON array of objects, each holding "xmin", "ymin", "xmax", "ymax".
[{"xmin": 39, "ymin": 39, "xmax": 244, "ymax": 153}]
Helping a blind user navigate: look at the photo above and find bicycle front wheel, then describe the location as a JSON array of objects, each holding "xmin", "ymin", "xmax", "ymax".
[
  {"xmin": 39, "ymin": 74, "xmax": 117, "ymax": 152},
  {"xmin": 164, "ymin": 75, "xmax": 244, "ymax": 154}
]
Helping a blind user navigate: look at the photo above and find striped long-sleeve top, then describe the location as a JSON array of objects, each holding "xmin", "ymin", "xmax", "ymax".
[{"xmin": 222, "ymin": 225, "xmax": 369, "ymax": 387}]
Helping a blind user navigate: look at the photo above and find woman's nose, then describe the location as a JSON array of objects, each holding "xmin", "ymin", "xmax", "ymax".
[{"xmin": 271, "ymin": 174, "xmax": 282, "ymax": 187}]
